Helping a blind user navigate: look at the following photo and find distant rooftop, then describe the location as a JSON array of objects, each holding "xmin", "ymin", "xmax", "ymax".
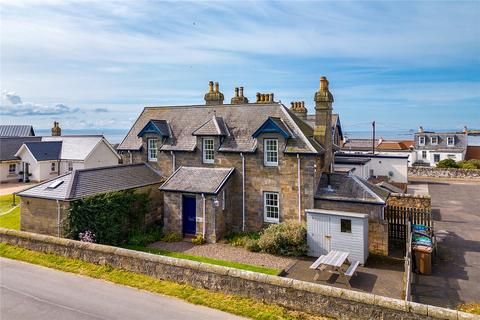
[{"xmin": 0, "ymin": 125, "xmax": 35, "ymax": 137}]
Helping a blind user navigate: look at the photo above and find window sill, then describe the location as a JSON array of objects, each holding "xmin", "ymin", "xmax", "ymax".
[
  {"xmin": 264, "ymin": 219, "xmax": 279, "ymax": 224},
  {"xmin": 148, "ymin": 159, "xmax": 158, "ymax": 162}
]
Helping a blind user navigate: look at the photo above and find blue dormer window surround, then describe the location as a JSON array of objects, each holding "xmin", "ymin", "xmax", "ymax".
[
  {"xmin": 137, "ymin": 120, "xmax": 171, "ymax": 140},
  {"xmin": 252, "ymin": 117, "xmax": 291, "ymax": 139}
]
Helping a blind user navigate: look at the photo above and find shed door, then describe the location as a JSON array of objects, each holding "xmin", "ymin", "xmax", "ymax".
[{"xmin": 307, "ymin": 213, "xmax": 331, "ymax": 257}]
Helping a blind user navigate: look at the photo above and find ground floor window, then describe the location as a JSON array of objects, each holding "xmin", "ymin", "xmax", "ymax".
[
  {"xmin": 422, "ymin": 150, "xmax": 427, "ymax": 159},
  {"xmin": 447, "ymin": 154, "xmax": 456, "ymax": 160},
  {"xmin": 8, "ymin": 163, "xmax": 16, "ymax": 174},
  {"xmin": 433, "ymin": 154, "xmax": 440, "ymax": 163},
  {"xmin": 341, "ymin": 219, "xmax": 352, "ymax": 233},
  {"xmin": 51, "ymin": 162, "xmax": 56, "ymax": 172},
  {"xmin": 264, "ymin": 192, "xmax": 279, "ymax": 223}
]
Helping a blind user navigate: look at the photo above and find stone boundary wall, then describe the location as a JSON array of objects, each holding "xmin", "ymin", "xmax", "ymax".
[
  {"xmin": 408, "ymin": 167, "xmax": 480, "ymax": 180},
  {"xmin": 0, "ymin": 228, "xmax": 475, "ymax": 320},
  {"xmin": 387, "ymin": 193, "xmax": 431, "ymax": 212}
]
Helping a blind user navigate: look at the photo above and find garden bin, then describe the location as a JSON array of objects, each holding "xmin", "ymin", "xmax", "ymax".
[{"xmin": 413, "ymin": 245, "xmax": 432, "ymax": 275}]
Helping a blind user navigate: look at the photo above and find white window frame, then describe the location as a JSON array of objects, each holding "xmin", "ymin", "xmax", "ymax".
[
  {"xmin": 419, "ymin": 136, "xmax": 425, "ymax": 146},
  {"xmin": 51, "ymin": 162, "xmax": 56, "ymax": 172},
  {"xmin": 422, "ymin": 150, "xmax": 427, "ymax": 159},
  {"xmin": 147, "ymin": 139, "xmax": 158, "ymax": 162},
  {"xmin": 430, "ymin": 136, "xmax": 438, "ymax": 145},
  {"xmin": 433, "ymin": 154, "xmax": 440, "ymax": 163},
  {"xmin": 8, "ymin": 163, "xmax": 16, "ymax": 174},
  {"xmin": 447, "ymin": 136, "xmax": 454, "ymax": 146},
  {"xmin": 264, "ymin": 139, "xmax": 278, "ymax": 167},
  {"xmin": 264, "ymin": 192, "xmax": 279, "ymax": 223},
  {"xmin": 202, "ymin": 138, "xmax": 214, "ymax": 164}
]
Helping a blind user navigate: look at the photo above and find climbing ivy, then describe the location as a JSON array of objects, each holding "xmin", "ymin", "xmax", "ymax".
[{"xmin": 65, "ymin": 190, "xmax": 150, "ymax": 245}]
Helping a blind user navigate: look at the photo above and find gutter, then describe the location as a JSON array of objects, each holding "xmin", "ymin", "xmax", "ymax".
[{"xmin": 170, "ymin": 151, "xmax": 176, "ymax": 173}]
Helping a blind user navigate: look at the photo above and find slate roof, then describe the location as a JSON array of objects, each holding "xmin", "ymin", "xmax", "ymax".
[
  {"xmin": 160, "ymin": 166, "xmax": 235, "ymax": 195},
  {"xmin": 315, "ymin": 172, "xmax": 389, "ymax": 204},
  {"xmin": 305, "ymin": 114, "xmax": 340, "ymax": 131},
  {"xmin": 42, "ymin": 135, "xmax": 119, "ymax": 160},
  {"xmin": 118, "ymin": 103, "xmax": 323, "ymax": 154},
  {"xmin": 0, "ymin": 137, "xmax": 41, "ymax": 161},
  {"xmin": 341, "ymin": 138, "xmax": 380, "ymax": 151},
  {"xmin": 376, "ymin": 181, "xmax": 404, "ymax": 194},
  {"xmin": 192, "ymin": 116, "xmax": 229, "ymax": 136},
  {"xmin": 0, "ymin": 125, "xmax": 35, "ymax": 137},
  {"xmin": 414, "ymin": 132, "xmax": 467, "ymax": 151},
  {"xmin": 16, "ymin": 164, "xmax": 164, "ymax": 200},
  {"xmin": 24, "ymin": 141, "xmax": 62, "ymax": 161}
]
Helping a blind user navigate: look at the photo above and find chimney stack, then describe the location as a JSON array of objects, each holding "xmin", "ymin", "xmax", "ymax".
[
  {"xmin": 51, "ymin": 121, "xmax": 62, "ymax": 136},
  {"xmin": 231, "ymin": 86, "xmax": 249, "ymax": 104},
  {"xmin": 204, "ymin": 81, "xmax": 224, "ymax": 105},
  {"xmin": 256, "ymin": 92, "xmax": 275, "ymax": 103},
  {"xmin": 289, "ymin": 100, "xmax": 307, "ymax": 120},
  {"xmin": 418, "ymin": 126, "xmax": 424, "ymax": 133},
  {"xmin": 463, "ymin": 125, "xmax": 468, "ymax": 134},
  {"xmin": 314, "ymin": 76, "xmax": 334, "ymax": 176}
]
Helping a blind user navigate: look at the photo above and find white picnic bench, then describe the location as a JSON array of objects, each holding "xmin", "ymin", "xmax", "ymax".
[{"xmin": 309, "ymin": 250, "xmax": 360, "ymax": 288}]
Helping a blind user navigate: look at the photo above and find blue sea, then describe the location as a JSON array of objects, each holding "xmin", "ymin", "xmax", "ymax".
[{"xmin": 35, "ymin": 128, "xmax": 480, "ymax": 146}]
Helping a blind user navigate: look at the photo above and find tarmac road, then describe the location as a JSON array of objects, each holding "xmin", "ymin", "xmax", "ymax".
[{"xmin": 0, "ymin": 257, "xmax": 244, "ymax": 320}]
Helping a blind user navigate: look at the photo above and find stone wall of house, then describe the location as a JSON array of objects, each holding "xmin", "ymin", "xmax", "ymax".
[
  {"xmin": 314, "ymin": 199, "xmax": 389, "ymax": 256},
  {"xmin": 20, "ymin": 197, "xmax": 70, "ymax": 236},
  {"xmin": 0, "ymin": 228, "xmax": 469, "ymax": 320},
  {"xmin": 408, "ymin": 166, "xmax": 480, "ymax": 180},
  {"xmin": 387, "ymin": 193, "xmax": 431, "ymax": 212},
  {"xmin": 20, "ymin": 183, "xmax": 163, "ymax": 237},
  {"xmin": 139, "ymin": 132, "xmax": 322, "ymax": 238}
]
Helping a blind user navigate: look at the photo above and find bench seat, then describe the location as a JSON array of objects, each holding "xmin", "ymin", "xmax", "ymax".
[{"xmin": 345, "ymin": 261, "xmax": 360, "ymax": 277}]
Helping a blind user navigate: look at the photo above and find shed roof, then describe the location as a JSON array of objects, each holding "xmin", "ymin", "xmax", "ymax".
[
  {"xmin": 16, "ymin": 163, "xmax": 164, "ymax": 200},
  {"xmin": 0, "ymin": 125, "xmax": 35, "ymax": 137},
  {"xmin": 24, "ymin": 141, "xmax": 62, "ymax": 161},
  {"xmin": 0, "ymin": 136, "xmax": 41, "ymax": 161},
  {"xmin": 315, "ymin": 172, "xmax": 389, "ymax": 205},
  {"xmin": 160, "ymin": 166, "xmax": 235, "ymax": 195},
  {"xmin": 335, "ymin": 156, "xmax": 371, "ymax": 165}
]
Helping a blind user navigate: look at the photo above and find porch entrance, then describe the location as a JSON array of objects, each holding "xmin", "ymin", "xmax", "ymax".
[{"xmin": 182, "ymin": 196, "xmax": 196, "ymax": 235}]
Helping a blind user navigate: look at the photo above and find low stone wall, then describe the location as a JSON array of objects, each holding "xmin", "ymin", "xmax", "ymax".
[
  {"xmin": 1, "ymin": 229, "xmax": 473, "ymax": 320},
  {"xmin": 387, "ymin": 194, "xmax": 431, "ymax": 212},
  {"xmin": 408, "ymin": 167, "xmax": 480, "ymax": 180}
]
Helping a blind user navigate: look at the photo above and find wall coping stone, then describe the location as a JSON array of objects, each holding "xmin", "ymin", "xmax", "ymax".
[
  {"xmin": 390, "ymin": 193, "xmax": 431, "ymax": 199},
  {"xmin": 1, "ymin": 228, "xmax": 477, "ymax": 320}
]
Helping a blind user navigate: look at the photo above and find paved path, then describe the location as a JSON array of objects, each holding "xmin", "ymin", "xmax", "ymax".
[
  {"xmin": 412, "ymin": 180, "xmax": 480, "ymax": 308},
  {"xmin": 0, "ymin": 258, "xmax": 244, "ymax": 320}
]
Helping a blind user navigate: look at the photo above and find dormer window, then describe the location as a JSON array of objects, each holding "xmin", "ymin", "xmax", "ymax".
[
  {"xmin": 264, "ymin": 139, "xmax": 278, "ymax": 166},
  {"xmin": 202, "ymin": 138, "xmax": 214, "ymax": 164},
  {"xmin": 447, "ymin": 137, "xmax": 454, "ymax": 146},
  {"xmin": 430, "ymin": 136, "xmax": 438, "ymax": 145},
  {"xmin": 419, "ymin": 136, "xmax": 425, "ymax": 146},
  {"xmin": 147, "ymin": 139, "xmax": 158, "ymax": 161}
]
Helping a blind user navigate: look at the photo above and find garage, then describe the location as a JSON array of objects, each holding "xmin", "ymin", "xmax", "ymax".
[{"xmin": 306, "ymin": 209, "xmax": 369, "ymax": 264}]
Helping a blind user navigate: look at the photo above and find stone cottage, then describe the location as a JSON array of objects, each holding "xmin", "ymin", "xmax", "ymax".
[{"xmin": 117, "ymin": 77, "xmax": 390, "ymax": 252}]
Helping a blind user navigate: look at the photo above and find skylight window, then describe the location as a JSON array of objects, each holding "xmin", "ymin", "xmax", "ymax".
[{"xmin": 47, "ymin": 180, "xmax": 64, "ymax": 189}]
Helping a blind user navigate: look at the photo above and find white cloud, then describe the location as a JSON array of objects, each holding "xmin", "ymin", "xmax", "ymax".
[{"xmin": 1, "ymin": 92, "xmax": 79, "ymax": 116}]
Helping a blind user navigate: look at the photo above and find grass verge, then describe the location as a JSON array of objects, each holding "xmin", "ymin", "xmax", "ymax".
[
  {"xmin": 0, "ymin": 194, "xmax": 20, "ymax": 230},
  {"xmin": 123, "ymin": 244, "xmax": 281, "ymax": 276},
  {"xmin": 458, "ymin": 302, "xmax": 480, "ymax": 315},
  {"xmin": 0, "ymin": 243, "xmax": 327, "ymax": 320}
]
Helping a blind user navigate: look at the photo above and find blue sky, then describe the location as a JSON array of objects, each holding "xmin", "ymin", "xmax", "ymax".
[{"xmin": 1, "ymin": 0, "xmax": 479, "ymax": 132}]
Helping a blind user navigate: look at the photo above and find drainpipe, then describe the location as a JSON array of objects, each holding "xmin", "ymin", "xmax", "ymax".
[
  {"xmin": 202, "ymin": 193, "xmax": 206, "ymax": 237},
  {"xmin": 56, "ymin": 199, "xmax": 61, "ymax": 237},
  {"xmin": 170, "ymin": 151, "xmax": 176, "ymax": 173},
  {"xmin": 297, "ymin": 154, "xmax": 301, "ymax": 222},
  {"xmin": 129, "ymin": 151, "xmax": 133, "ymax": 164},
  {"xmin": 240, "ymin": 153, "xmax": 245, "ymax": 231}
]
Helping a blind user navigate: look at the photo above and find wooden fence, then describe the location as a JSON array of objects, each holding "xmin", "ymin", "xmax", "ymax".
[{"xmin": 385, "ymin": 206, "xmax": 433, "ymax": 241}]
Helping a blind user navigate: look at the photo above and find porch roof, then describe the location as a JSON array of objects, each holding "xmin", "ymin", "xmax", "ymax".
[{"xmin": 160, "ymin": 166, "xmax": 235, "ymax": 195}]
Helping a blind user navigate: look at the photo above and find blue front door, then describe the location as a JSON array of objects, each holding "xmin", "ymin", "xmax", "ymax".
[{"xmin": 182, "ymin": 196, "xmax": 196, "ymax": 235}]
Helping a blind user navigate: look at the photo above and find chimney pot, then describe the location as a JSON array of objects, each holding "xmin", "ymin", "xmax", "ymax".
[
  {"xmin": 239, "ymin": 87, "xmax": 244, "ymax": 97},
  {"xmin": 320, "ymin": 76, "xmax": 329, "ymax": 91},
  {"xmin": 208, "ymin": 81, "xmax": 214, "ymax": 93},
  {"xmin": 214, "ymin": 82, "xmax": 219, "ymax": 93},
  {"xmin": 270, "ymin": 93, "xmax": 274, "ymax": 102},
  {"xmin": 234, "ymin": 87, "xmax": 239, "ymax": 97},
  {"xmin": 291, "ymin": 102, "xmax": 295, "ymax": 108},
  {"xmin": 301, "ymin": 101, "xmax": 305, "ymax": 108}
]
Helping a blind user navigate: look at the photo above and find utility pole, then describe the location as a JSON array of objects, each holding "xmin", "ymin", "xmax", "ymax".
[{"xmin": 372, "ymin": 121, "xmax": 376, "ymax": 154}]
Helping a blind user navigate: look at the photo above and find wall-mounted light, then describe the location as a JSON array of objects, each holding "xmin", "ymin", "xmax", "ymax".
[{"xmin": 212, "ymin": 198, "xmax": 220, "ymax": 207}]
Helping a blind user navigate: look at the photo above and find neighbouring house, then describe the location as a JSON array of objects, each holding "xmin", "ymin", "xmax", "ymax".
[
  {"xmin": 335, "ymin": 152, "xmax": 408, "ymax": 184},
  {"xmin": 13, "ymin": 122, "xmax": 120, "ymax": 182},
  {"xmin": 0, "ymin": 136, "xmax": 42, "ymax": 183},
  {"xmin": 16, "ymin": 164, "xmax": 164, "ymax": 236},
  {"xmin": 341, "ymin": 138, "xmax": 379, "ymax": 154},
  {"xmin": 413, "ymin": 126, "xmax": 468, "ymax": 166},
  {"xmin": 376, "ymin": 139, "xmax": 414, "ymax": 165},
  {"xmin": 465, "ymin": 145, "xmax": 480, "ymax": 160},
  {"xmin": 0, "ymin": 124, "xmax": 35, "ymax": 137}
]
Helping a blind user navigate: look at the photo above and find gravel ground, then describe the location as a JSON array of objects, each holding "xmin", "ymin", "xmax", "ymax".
[{"xmin": 150, "ymin": 241, "xmax": 296, "ymax": 270}]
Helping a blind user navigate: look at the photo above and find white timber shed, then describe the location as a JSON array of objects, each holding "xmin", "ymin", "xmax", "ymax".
[{"xmin": 306, "ymin": 209, "xmax": 369, "ymax": 264}]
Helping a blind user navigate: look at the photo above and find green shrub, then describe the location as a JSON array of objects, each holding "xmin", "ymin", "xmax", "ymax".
[
  {"xmin": 191, "ymin": 234, "xmax": 206, "ymax": 245},
  {"xmin": 65, "ymin": 190, "xmax": 150, "ymax": 245},
  {"xmin": 128, "ymin": 224, "xmax": 163, "ymax": 246},
  {"xmin": 224, "ymin": 231, "xmax": 259, "ymax": 247},
  {"xmin": 244, "ymin": 238, "xmax": 261, "ymax": 252},
  {"xmin": 161, "ymin": 232, "xmax": 183, "ymax": 242},
  {"xmin": 257, "ymin": 221, "xmax": 307, "ymax": 257},
  {"xmin": 436, "ymin": 158, "xmax": 458, "ymax": 168},
  {"xmin": 459, "ymin": 161, "xmax": 477, "ymax": 170}
]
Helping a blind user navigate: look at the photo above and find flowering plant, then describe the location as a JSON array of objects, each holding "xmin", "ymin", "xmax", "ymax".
[{"xmin": 79, "ymin": 230, "xmax": 95, "ymax": 243}]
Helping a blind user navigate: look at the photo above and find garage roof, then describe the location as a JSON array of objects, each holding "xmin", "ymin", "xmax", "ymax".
[{"xmin": 160, "ymin": 166, "xmax": 234, "ymax": 195}]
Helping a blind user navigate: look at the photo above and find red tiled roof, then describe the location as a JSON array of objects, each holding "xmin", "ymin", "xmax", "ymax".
[{"xmin": 377, "ymin": 140, "xmax": 413, "ymax": 151}]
